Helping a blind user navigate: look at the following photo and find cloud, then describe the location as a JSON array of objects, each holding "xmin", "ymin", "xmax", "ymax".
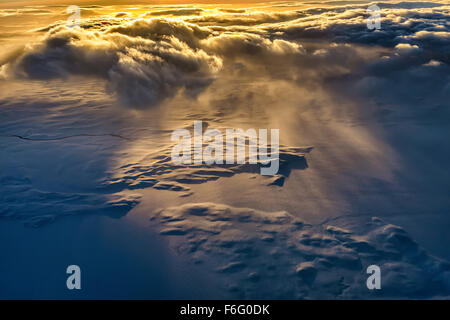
[
  {"xmin": 1, "ymin": 2, "xmax": 449, "ymax": 295},
  {"xmin": 1, "ymin": 17, "xmax": 310, "ymax": 107},
  {"xmin": 144, "ymin": 8, "xmax": 204, "ymax": 17},
  {"xmin": 0, "ymin": 8, "xmax": 52, "ymax": 17},
  {"xmin": 106, "ymin": 18, "xmax": 211, "ymax": 48},
  {"xmin": 218, "ymin": 9, "xmax": 246, "ymax": 14},
  {"xmin": 1, "ymin": 2, "xmax": 448, "ymax": 112},
  {"xmin": 151, "ymin": 203, "xmax": 450, "ymax": 298},
  {"xmin": 2, "ymin": 21, "xmax": 222, "ymax": 107},
  {"xmin": 186, "ymin": 11, "xmax": 305, "ymax": 26},
  {"xmin": 114, "ymin": 12, "xmax": 129, "ymax": 18},
  {"xmin": 201, "ymin": 33, "xmax": 304, "ymax": 59},
  {"xmin": 394, "ymin": 42, "xmax": 421, "ymax": 53}
]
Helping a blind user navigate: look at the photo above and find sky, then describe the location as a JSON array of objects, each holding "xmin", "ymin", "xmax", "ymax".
[{"xmin": 0, "ymin": 0, "xmax": 308, "ymax": 8}]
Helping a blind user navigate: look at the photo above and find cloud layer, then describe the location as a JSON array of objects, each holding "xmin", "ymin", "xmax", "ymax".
[
  {"xmin": 0, "ymin": 1, "xmax": 447, "ymax": 110},
  {"xmin": 1, "ymin": 1, "xmax": 448, "ymax": 108}
]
